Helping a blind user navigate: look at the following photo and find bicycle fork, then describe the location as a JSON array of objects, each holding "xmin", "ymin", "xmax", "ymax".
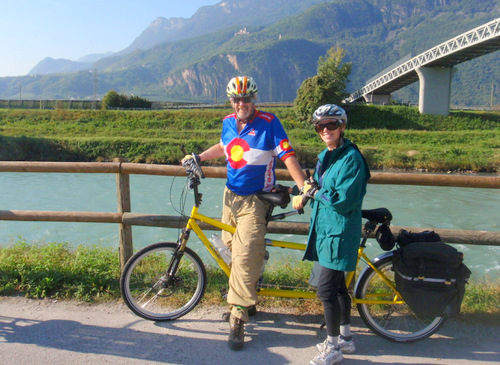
[{"xmin": 163, "ymin": 228, "xmax": 191, "ymax": 287}]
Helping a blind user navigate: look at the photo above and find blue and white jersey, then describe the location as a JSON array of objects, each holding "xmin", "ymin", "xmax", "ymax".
[{"xmin": 221, "ymin": 110, "xmax": 296, "ymax": 195}]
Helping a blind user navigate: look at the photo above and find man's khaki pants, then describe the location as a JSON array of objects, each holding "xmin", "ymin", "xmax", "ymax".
[{"xmin": 221, "ymin": 187, "xmax": 269, "ymax": 322}]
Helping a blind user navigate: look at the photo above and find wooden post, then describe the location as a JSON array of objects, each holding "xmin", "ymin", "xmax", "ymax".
[{"xmin": 116, "ymin": 159, "xmax": 133, "ymax": 270}]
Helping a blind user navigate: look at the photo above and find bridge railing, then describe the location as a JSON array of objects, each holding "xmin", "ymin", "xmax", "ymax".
[{"xmin": 1, "ymin": 161, "xmax": 499, "ymax": 269}]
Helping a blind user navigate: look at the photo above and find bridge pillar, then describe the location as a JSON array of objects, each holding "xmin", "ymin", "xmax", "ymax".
[
  {"xmin": 416, "ymin": 66, "xmax": 457, "ymax": 115},
  {"xmin": 363, "ymin": 93, "xmax": 391, "ymax": 105}
]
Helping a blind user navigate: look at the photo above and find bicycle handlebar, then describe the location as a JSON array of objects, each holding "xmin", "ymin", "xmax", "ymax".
[{"xmin": 182, "ymin": 152, "xmax": 205, "ymax": 180}]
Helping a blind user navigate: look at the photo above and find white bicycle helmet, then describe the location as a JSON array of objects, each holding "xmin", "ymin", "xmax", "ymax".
[
  {"xmin": 226, "ymin": 76, "xmax": 258, "ymax": 97},
  {"xmin": 311, "ymin": 104, "xmax": 348, "ymax": 126}
]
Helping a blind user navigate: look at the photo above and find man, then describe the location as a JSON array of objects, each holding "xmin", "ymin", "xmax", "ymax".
[{"xmin": 182, "ymin": 76, "xmax": 305, "ymax": 350}]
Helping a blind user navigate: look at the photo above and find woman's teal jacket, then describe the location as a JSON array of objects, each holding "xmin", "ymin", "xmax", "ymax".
[{"xmin": 302, "ymin": 139, "xmax": 370, "ymax": 272}]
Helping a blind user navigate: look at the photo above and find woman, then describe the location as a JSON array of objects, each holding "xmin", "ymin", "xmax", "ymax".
[{"xmin": 293, "ymin": 104, "xmax": 370, "ymax": 365}]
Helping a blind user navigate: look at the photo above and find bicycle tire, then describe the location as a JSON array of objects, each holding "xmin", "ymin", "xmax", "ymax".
[
  {"xmin": 355, "ymin": 253, "xmax": 446, "ymax": 342},
  {"xmin": 120, "ymin": 242, "xmax": 207, "ymax": 321}
]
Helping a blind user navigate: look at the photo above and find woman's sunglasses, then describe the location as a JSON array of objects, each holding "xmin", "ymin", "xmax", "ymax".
[{"xmin": 315, "ymin": 121, "xmax": 341, "ymax": 133}]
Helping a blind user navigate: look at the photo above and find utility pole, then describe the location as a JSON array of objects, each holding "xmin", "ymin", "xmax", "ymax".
[
  {"xmin": 491, "ymin": 81, "xmax": 494, "ymax": 110},
  {"xmin": 214, "ymin": 79, "xmax": 218, "ymax": 104},
  {"xmin": 91, "ymin": 68, "xmax": 99, "ymax": 110},
  {"xmin": 269, "ymin": 77, "xmax": 272, "ymax": 102},
  {"xmin": 93, "ymin": 68, "xmax": 99, "ymax": 100}
]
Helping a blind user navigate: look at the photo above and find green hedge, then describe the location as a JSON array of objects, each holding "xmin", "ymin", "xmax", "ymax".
[{"xmin": 0, "ymin": 106, "xmax": 498, "ymax": 172}]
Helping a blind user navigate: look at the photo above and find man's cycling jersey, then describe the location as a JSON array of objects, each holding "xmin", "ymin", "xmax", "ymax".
[{"xmin": 221, "ymin": 110, "xmax": 296, "ymax": 195}]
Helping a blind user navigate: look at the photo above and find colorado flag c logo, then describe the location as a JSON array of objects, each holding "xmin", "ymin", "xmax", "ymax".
[
  {"xmin": 280, "ymin": 139, "xmax": 292, "ymax": 152},
  {"xmin": 227, "ymin": 138, "xmax": 250, "ymax": 169}
]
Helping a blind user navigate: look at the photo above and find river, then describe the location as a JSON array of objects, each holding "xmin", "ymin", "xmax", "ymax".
[{"xmin": 0, "ymin": 172, "xmax": 498, "ymax": 281}]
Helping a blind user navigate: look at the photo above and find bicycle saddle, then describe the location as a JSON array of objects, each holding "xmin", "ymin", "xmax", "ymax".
[
  {"xmin": 361, "ymin": 208, "xmax": 392, "ymax": 223},
  {"xmin": 256, "ymin": 191, "xmax": 290, "ymax": 209}
]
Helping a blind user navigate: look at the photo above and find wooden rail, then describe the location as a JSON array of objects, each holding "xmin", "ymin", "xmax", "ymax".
[
  {"xmin": 1, "ymin": 161, "xmax": 499, "ymax": 188},
  {"xmin": 1, "ymin": 161, "xmax": 499, "ymax": 269}
]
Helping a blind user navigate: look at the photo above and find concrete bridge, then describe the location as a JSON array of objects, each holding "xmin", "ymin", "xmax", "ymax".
[{"xmin": 346, "ymin": 18, "xmax": 500, "ymax": 115}]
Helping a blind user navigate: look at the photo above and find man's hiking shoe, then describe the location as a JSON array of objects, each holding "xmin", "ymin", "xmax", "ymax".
[
  {"xmin": 316, "ymin": 337, "xmax": 356, "ymax": 354},
  {"xmin": 228, "ymin": 315, "xmax": 245, "ymax": 351},
  {"xmin": 310, "ymin": 344, "xmax": 343, "ymax": 365},
  {"xmin": 248, "ymin": 305, "xmax": 257, "ymax": 316},
  {"xmin": 222, "ymin": 305, "xmax": 257, "ymax": 322}
]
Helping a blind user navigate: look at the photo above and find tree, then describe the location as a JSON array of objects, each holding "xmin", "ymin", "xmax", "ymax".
[
  {"xmin": 101, "ymin": 90, "xmax": 152, "ymax": 109},
  {"xmin": 294, "ymin": 46, "xmax": 352, "ymax": 122},
  {"xmin": 101, "ymin": 90, "xmax": 122, "ymax": 109}
]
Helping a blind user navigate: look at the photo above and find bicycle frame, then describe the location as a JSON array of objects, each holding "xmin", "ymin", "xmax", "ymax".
[
  {"xmin": 121, "ymin": 162, "xmax": 444, "ymax": 341},
  {"xmin": 181, "ymin": 203, "xmax": 404, "ymax": 304}
]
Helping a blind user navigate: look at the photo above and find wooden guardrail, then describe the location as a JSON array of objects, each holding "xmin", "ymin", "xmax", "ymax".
[{"xmin": 1, "ymin": 161, "xmax": 499, "ymax": 269}]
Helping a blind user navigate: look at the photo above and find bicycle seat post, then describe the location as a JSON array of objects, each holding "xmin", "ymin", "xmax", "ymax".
[
  {"xmin": 360, "ymin": 220, "xmax": 376, "ymax": 248},
  {"xmin": 265, "ymin": 203, "xmax": 276, "ymax": 223}
]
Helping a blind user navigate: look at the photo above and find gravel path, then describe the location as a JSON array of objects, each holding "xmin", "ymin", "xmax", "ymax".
[{"xmin": 0, "ymin": 296, "xmax": 499, "ymax": 364}]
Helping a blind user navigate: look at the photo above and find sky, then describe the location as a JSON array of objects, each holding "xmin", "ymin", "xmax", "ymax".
[{"xmin": 0, "ymin": 0, "xmax": 221, "ymax": 77}]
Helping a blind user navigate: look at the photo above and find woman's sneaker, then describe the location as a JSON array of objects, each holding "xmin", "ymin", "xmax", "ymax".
[
  {"xmin": 316, "ymin": 337, "xmax": 356, "ymax": 354},
  {"xmin": 310, "ymin": 345, "xmax": 343, "ymax": 365}
]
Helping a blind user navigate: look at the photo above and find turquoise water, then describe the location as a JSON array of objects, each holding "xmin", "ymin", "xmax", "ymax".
[{"xmin": 1, "ymin": 172, "xmax": 499, "ymax": 280}]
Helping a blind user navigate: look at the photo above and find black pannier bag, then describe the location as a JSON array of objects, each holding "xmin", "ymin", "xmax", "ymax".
[
  {"xmin": 397, "ymin": 229, "xmax": 442, "ymax": 247},
  {"xmin": 393, "ymin": 240, "xmax": 471, "ymax": 318}
]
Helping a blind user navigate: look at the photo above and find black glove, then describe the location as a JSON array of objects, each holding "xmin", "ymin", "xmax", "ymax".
[{"xmin": 272, "ymin": 184, "xmax": 290, "ymax": 193}]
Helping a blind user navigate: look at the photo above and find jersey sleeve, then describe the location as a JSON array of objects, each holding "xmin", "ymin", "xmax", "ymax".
[{"xmin": 270, "ymin": 116, "xmax": 295, "ymax": 160}]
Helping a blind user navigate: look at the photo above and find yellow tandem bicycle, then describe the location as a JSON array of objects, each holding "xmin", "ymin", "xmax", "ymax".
[{"xmin": 120, "ymin": 158, "xmax": 446, "ymax": 342}]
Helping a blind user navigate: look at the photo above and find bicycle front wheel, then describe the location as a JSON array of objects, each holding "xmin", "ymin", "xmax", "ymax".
[
  {"xmin": 355, "ymin": 254, "xmax": 446, "ymax": 342},
  {"xmin": 120, "ymin": 242, "xmax": 207, "ymax": 321}
]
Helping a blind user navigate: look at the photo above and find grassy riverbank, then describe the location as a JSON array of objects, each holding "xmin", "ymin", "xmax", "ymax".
[
  {"xmin": 0, "ymin": 241, "xmax": 498, "ymax": 324},
  {"xmin": 0, "ymin": 105, "xmax": 498, "ymax": 172}
]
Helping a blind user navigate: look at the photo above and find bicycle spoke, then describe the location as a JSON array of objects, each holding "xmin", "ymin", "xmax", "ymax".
[{"xmin": 121, "ymin": 242, "xmax": 206, "ymax": 321}]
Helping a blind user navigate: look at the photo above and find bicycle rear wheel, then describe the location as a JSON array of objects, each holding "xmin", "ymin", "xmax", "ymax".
[
  {"xmin": 120, "ymin": 242, "xmax": 207, "ymax": 321},
  {"xmin": 355, "ymin": 253, "xmax": 446, "ymax": 342}
]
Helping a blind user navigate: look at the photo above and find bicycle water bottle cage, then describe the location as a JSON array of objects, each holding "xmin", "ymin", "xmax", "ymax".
[
  {"xmin": 256, "ymin": 191, "xmax": 290, "ymax": 209},
  {"xmin": 361, "ymin": 208, "xmax": 392, "ymax": 224}
]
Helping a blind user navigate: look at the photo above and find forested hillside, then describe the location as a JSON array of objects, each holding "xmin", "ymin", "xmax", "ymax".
[{"xmin": 0, "ymin": 0, "xmax": 497, "ymax": 105}]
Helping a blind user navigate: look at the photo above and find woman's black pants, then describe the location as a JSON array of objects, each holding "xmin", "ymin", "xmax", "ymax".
[{"xmin": 316, "ymin": 266, "xmax": 351, "ymax": 337}]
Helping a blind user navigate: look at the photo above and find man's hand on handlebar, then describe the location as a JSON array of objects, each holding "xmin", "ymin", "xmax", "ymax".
[
  {"xmin": 181, "ymin": 153, "xmax": 204, "ymax": 180},
  {"xmin": 181, "ymin": 153, "xmax": 201, "ymax": 167}
]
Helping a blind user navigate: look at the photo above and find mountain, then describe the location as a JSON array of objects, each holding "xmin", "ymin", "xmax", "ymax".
[
  {"xmin": 27, "ymin": 52, "xmax": 117, "ymax": 76},
  {"xmin": 119, "ymin": 0, "xmax": 334, "ymax": 54},
  {"xmin": 28, "ymin": 57, "xmax": 93, "ymax": 75},
  {"xmin": 1, "ymin": 0, "xmax": 499, "ymax": 105},
  {"xmin": 78, "ymin": 52, "xmax": 115, "ymax": 63},
  {"xmin": 29, "ymin": 0, "xmax": 333, "ymax": 75}
]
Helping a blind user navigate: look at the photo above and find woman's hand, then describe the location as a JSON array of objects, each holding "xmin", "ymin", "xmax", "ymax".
[{"xmin": 292, "ymin": 194, "xmax": 309, "ymax": 210}]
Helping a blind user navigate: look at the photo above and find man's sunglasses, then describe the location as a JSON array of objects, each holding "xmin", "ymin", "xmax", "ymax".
[
  {"xmin": 315, "ymin": 121, "xmax": 341, "ymax": 133},
  {"xmin": 230, "ymin": 96, "xmax": 253, "ymax": 104}
]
